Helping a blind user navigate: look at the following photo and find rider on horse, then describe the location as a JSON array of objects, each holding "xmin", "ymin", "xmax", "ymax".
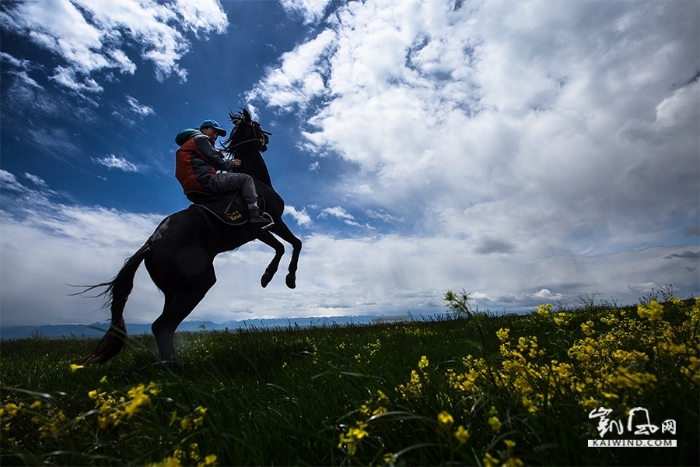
[{"xmin": 175, "ymin": 119, "xmax": 272, "ymax": 227}]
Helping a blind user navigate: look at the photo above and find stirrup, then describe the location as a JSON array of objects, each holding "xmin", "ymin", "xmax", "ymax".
[{"xmin": 260, "ymin": 213, "xmax": 274, "ymax": 230}]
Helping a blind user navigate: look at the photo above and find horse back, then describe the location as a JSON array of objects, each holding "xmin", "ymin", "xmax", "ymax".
[{"xmin": 148, "ymin": 207, "xmax": 259, "ymax": 259}]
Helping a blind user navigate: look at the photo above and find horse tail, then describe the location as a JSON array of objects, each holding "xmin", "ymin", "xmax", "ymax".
[{"xmin": 77, "ymin": 243, "xmax": 151, "ymax": 365}]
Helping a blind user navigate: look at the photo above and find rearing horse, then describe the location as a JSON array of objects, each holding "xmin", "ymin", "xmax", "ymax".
[
  {"xmin": 78, "ymin": 111, "xmax": 301, "ymax": 366},
  {"xmin": 222, "ymin": 109, "xmax": 302, "ymax": 289}
]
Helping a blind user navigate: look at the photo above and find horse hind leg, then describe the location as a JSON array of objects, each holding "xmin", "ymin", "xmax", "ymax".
[{"xmin": 151, "ymin": 271, "xmax": 216, "ymax": 366}]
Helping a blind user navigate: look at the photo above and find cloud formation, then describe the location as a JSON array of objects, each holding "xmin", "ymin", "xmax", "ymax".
[
  {"xmin": 1, "ymin": 167, "xmax": 697, "ymax": 327},
  {"xmin": 278, "ymin": 0, "xmax": 333, "ymax": 25},
  {"xmin": 0, "ymin": 0, "xmax": 697, "ymax": 328},
  {"xmin": 126, "ymin": 96, "xmax": 155, "ymax": 116},
  {"xmin": 250, "ymin": 0, "xmax": 699, "ymax": 254},
  {"xmin": 92, "ymin": 155, "xmax": 141, "ymax": 172},
  {"xmin": 0, "ymin": 0, "xmax": 228, "ymax": 93}
]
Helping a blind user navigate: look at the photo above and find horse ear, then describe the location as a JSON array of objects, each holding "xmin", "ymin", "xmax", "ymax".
[
  {"xmin": 243, "ymin": 108, "xmax": 252, "ymax": 122},
  {"xmin": 228, "ymin": 111, "xmax": 237, "ymax": 124}
]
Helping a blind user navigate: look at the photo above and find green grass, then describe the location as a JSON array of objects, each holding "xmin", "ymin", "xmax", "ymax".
[{"xmin": 1, "ymin": 296, "xmax": 698, "ymax": 466}]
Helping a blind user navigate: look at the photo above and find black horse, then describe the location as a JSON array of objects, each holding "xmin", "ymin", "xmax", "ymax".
[
  {"xmin": 78, "ymin": 110, "xmax": 301, "ymax": 366},
  {"xmin": 222, "ymin": 109, "xmax": 302, "ymax": 289}
]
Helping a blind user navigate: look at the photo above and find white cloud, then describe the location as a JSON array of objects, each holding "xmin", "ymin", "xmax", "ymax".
[
  {"xmin": 126, "ymin": 96, "xmax": 155, "ymax": 116},
  {"xmin": 284, "ymin": 205, "xmax": 313, "ymax": 226},
  {"xmin": 1, "ymin": 0, "xmax": 699, "ymax": 328},
  {"xmin": 320, "ymin": 206, "xmax": 354, "ymax": 220},
  {"xmin": 0, "ymin": 0, "xmax": 228, "ymax": 94},
  {"xmin": 0, "ymin": 170, "xmax": 27, "ymax": 192},
  {"xmin": 318, "ymin": 206, "xmax": 363, "ymax": 226},
  {"xmin": 92, "ymin": 155, "xmax": 140, "ymax": 172},
  {"xmin": 0, "ymin": 170, "xmax": 697, "ymax": 327},
  {"xmin": 247, "ymin": 29, "xmax": 336, "ymax": 111},
  {"xmin": 534, "ymin": 289, "xmax": 562, "ymax": 301},
  {"xmin": 278, "ymin": 0, "xmax": 333, "ymax": 25},
  {"xmin": 23, "ymin": 173, "xmax": 49, "ymax": 188},
  {"xmin": 251, "ymin": 0, "xmax": 699, "ymax": 254}
]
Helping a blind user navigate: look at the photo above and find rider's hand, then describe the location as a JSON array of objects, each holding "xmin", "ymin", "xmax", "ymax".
[{"xmin": 233, "ymin": 159, "xmax": 242, "ymax": 167}]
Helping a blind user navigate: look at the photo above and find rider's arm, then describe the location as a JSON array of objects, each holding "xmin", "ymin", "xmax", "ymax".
[{"xmin": 193, "ymin": 134, "xmax": 234, "ymax": 171}]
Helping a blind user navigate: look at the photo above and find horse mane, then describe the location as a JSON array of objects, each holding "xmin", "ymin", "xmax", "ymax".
[
  {"xmin": 221, "ymin": 108, "xmax": 271, "ymax": 156},
  {"xmin": 228, "ymin": 108, "xmax": 251, "ymax": 126}
]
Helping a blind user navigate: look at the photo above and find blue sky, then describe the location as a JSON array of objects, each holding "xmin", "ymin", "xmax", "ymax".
[{"xmin": 1, "ymin": 0, "xmax": 698, "ymax": 327}]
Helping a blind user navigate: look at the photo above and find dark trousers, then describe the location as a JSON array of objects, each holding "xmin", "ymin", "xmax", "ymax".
[{"xmin": 207, "ymin": 173, "xmax": 258, "ymax": 207}]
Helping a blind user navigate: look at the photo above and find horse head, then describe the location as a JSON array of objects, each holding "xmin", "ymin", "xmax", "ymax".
[{"xmin": 223, "ymin": 108, "xmax": 271, "ymax": 154}]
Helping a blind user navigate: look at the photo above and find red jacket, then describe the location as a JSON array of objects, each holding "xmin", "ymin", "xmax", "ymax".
[{"xmin": 175, "ymin": 133, "xmax": 234, "ymax": 194}]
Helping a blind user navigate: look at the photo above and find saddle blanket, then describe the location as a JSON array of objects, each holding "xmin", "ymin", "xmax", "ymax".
[{"xmin": 186, "ymin": 191, "xmax": 264, "ymax": 226}]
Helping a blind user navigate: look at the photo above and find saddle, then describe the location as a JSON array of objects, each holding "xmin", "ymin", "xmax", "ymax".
[{"xmin": 186, "ymin": 191, "xmax": 265, "ymax": 226}]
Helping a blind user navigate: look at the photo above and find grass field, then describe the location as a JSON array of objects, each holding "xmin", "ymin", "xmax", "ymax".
[{"xmin": 1, "ymin": 292, "xmax": 698, "ymax": 466}]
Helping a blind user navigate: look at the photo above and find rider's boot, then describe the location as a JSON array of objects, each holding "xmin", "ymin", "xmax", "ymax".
[{"xmin": 249, "ymin": 208, "xmax": 274, "ymax": 229}]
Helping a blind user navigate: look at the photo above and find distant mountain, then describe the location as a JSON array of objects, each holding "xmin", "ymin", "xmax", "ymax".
[{"xmin": 0, "ymin": 315, "xmax": 394, "ymax": 340}]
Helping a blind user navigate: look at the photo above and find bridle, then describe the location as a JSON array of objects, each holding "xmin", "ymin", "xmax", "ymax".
[{"xmin": 226, "ymin": 119, "xmax": 271, "ymax": 151}]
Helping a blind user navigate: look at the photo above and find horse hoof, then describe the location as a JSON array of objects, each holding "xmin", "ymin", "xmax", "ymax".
[
  {"xmin": 159, "ymin": 359, "xmax": 181, "ymax": 372},
  {"xmin": 285, "ymin": 274, "xmax": 296, "ymax": 289},
  {"xmin": 261, "ymin": 272, "xmax": 273, "ymax": 288}
]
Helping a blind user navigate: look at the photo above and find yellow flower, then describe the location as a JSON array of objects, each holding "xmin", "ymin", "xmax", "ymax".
[
  {"xmin": 338, "ymin": 433, "xmax": 357, "ymax": 456},
  {"xmin": 504, "ymin": 439, "xmax": 516, "ymax": 449},
  {"xmin": 70, "ymin": 363, "xmax": 84, "ymax": 372},
  {"xmin": 338, "ymin": 421, "xmax": 369, "ymax": 456},
  {"xmin": 180, "ymin": 416, "xmax": 192, "ymax": 431},
  {"xmin": 496, "ymin": 328, "xmax": 510, "ymax": 342},
  {"xmin": 454, "ymin": 425, "xmax": 470, "ymax": 444},
  {"xmin": 198, "ymin": 454, "xmax": 217, "ymax": 466},
  {"xmin": 100, "ymin": 375, "xmax": 108, "ymax": 384},
  {"xmin": 638, "ymin": 301, "xmax": 664, "ymax": 321},
  {"xmin": 553, "ymin": 314, "xmax": 569, "ymax": 326},
  {"xmin": 3, "ymin": 403, "xmax": 20, "ymax": 418},
  {"xmin": 189, "ymin": 443, "xmax": 200, "ymax": 461},
  {"xmin": 418, "ymin": 356, "xmax": 429, "ymax": 370},
  {"xmin": 483, "ymin": 452, "xmax": 499, "ymax": 467},
  {"xmin": 437, "ymin": 410, "xmax": 454, "ymax": 428},
  {"xmin": 488, "ymin": 416, "xmax": 502, "ymax": 431},
  {"xmin": 350, "ymin": 421, "xmax": 369, "ymax": 439},
  {"xmin": 581, "ymin": 321, "xmax": 595, "ymax": 336},
  {"xmin": 537, "ymin": 304, "xmax": 552, "ymax": 316},
  {"xmin": 125, "ymin": 384, "xmax": 151, "ymax": 418},
  {"xmin": 146, "ymin": 456, "xmax": 183, "ymax": 467}
]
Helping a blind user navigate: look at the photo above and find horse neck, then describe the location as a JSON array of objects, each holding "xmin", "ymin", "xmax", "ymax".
[{"xmin": 236, "ymin": 147, "xmax": 272, "ymax": 187}]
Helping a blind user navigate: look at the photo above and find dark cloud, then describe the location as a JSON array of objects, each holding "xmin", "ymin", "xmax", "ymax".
[
  {"xmin": 475, "ymin": 237, "xmax": 515, "ymax": 255},
  {"xmin": 664, "ymin": 251, "xmax": 700, "ymax": 260}
]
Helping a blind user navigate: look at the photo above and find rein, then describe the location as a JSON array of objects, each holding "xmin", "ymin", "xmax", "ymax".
[{"xmin": 227, "ymin": 137, "xmax": 265, "ymax": 150}]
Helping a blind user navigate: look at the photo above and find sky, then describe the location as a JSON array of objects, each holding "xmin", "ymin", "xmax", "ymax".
[{"xmin": 0, "ymin": 0, "xmax": 698, "ymax": 328}]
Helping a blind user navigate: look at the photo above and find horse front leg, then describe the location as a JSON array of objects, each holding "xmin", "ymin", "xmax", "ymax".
[
  {"xmin": 257, "ymin": 231, "xmax": 284, "ymax": 288},
  {"xmin": 286, "ymin": 243, "xmax": 301, "ymax": 289},
  {"xmin": 268, "ymin": 220, "xmax": 302, "ymax": 289}
]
